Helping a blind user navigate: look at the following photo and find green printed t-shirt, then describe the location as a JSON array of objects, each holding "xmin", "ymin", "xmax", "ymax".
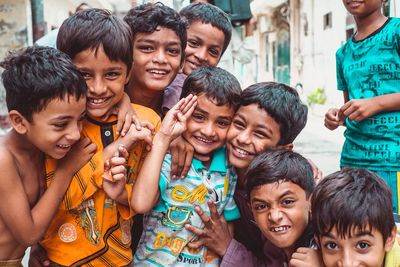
[{"xmin": 336, "ymin": 17, "xmax": 400, "ymax": 171}]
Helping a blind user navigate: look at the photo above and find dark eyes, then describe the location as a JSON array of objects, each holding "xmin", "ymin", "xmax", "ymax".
[{"xmin": 325, "ymin": 242, "xmax": 338, "ymax": 250}]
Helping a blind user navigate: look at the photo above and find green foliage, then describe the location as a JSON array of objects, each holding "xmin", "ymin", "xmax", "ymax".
[{"xmin": 307, "ymin": 87, "xmax": 327, "ymax": 106}]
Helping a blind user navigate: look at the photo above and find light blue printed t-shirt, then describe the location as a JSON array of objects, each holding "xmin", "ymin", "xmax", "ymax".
[
  {"xmin": 134, "ymin": 147, "xmax": 240, "ymax": 266},
  {"xmin": 336, "ymin": 17, "xmax": 400, "ymax": 171}
]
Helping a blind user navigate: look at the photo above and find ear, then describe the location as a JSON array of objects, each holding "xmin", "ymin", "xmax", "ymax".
[
  {"xmin": 125, "ymin": 68, "xmax": 132, "ymax": 85},
  {"xmin": 277, "ymin": 143, "xmax": 293, "ymax": 151},
  {"xmin": 384, "ymin": 225, "xmax": 397, "ymax": 252},
  {"xmin": 8, "ymin": 110, "xmax": 28, "ymax": 134}
]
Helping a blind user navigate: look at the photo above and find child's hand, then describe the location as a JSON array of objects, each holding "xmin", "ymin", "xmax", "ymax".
[
  {"xmin": 289, "ymin": 247, "xmax": 324, "ymax": 267},
  {"xmin": 58, "ymin": 137, "xmax": 97, "ymax": 176},
  {"xmin": 340, "ymin": 98, "xmax": 378, "ymax": 122},
  {"xmin": 169, "ymin": 136, "xmax": 195, "ymax": 178},
  {"xmin": 324, "ymin": 108, "xmax": 344, "ymax": 130},
  {"xmin": 112, "ymin": 92, "xmax": 142, "ymax": 137},
  {"xmin": 159, "ymin": 94, "xmax": 197, "ymax": 140},
  {"xmin": 103, "ymin": 145, "xmax": 128, "ymax": 202},
  {"xmin": 119, "ymin": 124, "xmax": 153, "ymax": 152}
]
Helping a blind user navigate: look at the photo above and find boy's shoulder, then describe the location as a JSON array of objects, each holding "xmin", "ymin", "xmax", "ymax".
[{"xmin": 132, "ymin": 103, "xmax": 161, "ymax": 127}]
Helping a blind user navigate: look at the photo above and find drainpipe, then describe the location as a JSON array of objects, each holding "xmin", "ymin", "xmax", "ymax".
[{"xmin": 31, "ymin": 0, "xmax": 45, "ymax": 42}]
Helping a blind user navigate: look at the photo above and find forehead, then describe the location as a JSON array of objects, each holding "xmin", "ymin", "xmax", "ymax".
[
  {"xmin": 195, "ymin": 93, "xmax": 235, "ymax": 117},
  {"xmin": 250, "ymin": 181, "xmax": 307, "ymax": 202},
  {"xmin": 324, "ymin": 225, "xmax": 382, "ymax": 240},
  {"xmin": 134, "ymin": 26, "xmax": 181, "ymax": 45},
  {"xmin": 32, "ymin": 95, "xmax": 86, "ymax": 120},
  {"xmin": 236, "ymin": 104, "xmax": 281, "ymax": 132},
  {"xmin": 187, "ymin": 21, "xmax": 225, "ymax": 47},
  {"xmin": 73, "ymin": 46, "xmax": 127, "ymax": 70}
]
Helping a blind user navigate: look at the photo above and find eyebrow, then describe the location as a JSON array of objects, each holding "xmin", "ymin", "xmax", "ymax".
[
  {"xmin": 322, "ymin": 230, "xmax": 374, "ymax": 238},
  {"xmin": 251, "ymin": 189, "xmax": 295, "ymax": 203},
  {"xmin": 195, "ymin": 106, "xmax": 232, "ymax": 120},
  {"xmin": 236, "ymin": 113, "xmax": 273, "ymax": 134},
  {"xmin": 137, "ymin": 38, "xmax": 181, "ymax": 47}
]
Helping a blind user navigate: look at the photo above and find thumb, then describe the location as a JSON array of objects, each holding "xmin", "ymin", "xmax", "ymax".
[{"xmin": 104, "ymin": 159, "xmax": 111, "ymax": 171}]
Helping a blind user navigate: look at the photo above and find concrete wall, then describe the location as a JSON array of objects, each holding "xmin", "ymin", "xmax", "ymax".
[{"xmin": 0, "ymin": 0, "xmax": 32, "ymax": 115}]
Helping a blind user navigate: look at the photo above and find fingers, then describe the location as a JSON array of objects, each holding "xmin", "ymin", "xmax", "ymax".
[
  {"xmin": 185, "ymin": 223, "xmax": 206, "ymax": 236},
  {"xmin": 187, "ymin": 238, "xmax": 204, "ymax": 249},
  {"xmin": 180, "ymin": 147, "xmax": 193, "ymax": 178},
  {"xmin": 207, "ymin": 201, "xmax": 220, "ymax": 221},
  {"xmin": 170, "ymin": 145, "xmax": 179, "ymax": 178},
  {"xmin": 132, "ymin": 115, "xmax": 142, "ymax": 131},
  {"xmin": 120, "ymin": 114, "xmax": 132, "ymax": 137},
  {"xmin": 140, "ymin": 120, "xmax": 155, "ymax": 133},
  {"xmin": 181, "ymin": 94, "xmax": 197, "ymax": 115},
  {"xmin": 118, "ymin": 145, "xmax": 129, "ymax": 159},
  {"xmin": 194, "ymin": 205, "xmax": 213, "ymax": 228}
]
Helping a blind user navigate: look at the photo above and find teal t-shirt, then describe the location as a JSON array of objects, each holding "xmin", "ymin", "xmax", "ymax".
[{"xmin": 336, "ymin": 17, "xmax": 400, "ymax": 171}]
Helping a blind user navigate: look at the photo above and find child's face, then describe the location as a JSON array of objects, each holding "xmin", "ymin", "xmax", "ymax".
[
  {"xmin": 250, "ymin": 181, "xmax": 310, "ymax": 254},
  {"xmin": 131, "ymin": 27, "xmax": 182, "ymax": 92},
  {"xmin": 73, "ymin": 45, "xmax": 129, "ymax": 121},
  {"xmin": 25, "ymin": 96, "xmax": 86, "ymax": 159},
  {"xmin": 182, "ymin": 94, "xmax": 234, "ymax": 158},
  {"xmin": 319, "ymin": 225, "xmax": 395, "ymax": 267},
  {"xmin": 183, "ymin": 21, "xmax": 225, "ymax": 75},
  {"xmin": 342, "ymin": 0, "xmax": 382, "ymax": 17},
  {"xmin": 227, "ymin": 104, "xmax": 282, "ymax": 170}
]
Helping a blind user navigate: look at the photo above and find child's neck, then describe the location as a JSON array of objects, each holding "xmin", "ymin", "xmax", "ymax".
[
  {"xmin": 126, "ymin": 82, "xmax": 163, "ymax": 114},
  {"xmin": 9, "ymin": 130, "xmax": 44, "ymax": 161},
  {"xmin": 354, "ymin": 12, "xmax": 387, "ymax": 41}
]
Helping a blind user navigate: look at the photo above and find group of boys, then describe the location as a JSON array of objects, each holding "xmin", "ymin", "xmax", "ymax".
[{"xmin": 0, "ymin": 1, "xmax": 399, "ymax": 267}]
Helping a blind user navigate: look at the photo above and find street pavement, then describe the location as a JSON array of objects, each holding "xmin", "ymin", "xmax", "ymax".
[{"xmin": 294, "ymin": 104, "xmax": 345, "ymax": 176}]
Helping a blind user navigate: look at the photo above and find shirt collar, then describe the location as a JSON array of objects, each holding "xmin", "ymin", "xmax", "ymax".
[{"xmin": 192, "ymin": 147, "xmax": 227, "ymax": 174}]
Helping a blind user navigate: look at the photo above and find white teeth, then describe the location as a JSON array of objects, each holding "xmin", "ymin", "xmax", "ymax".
[
  {"xmin": 149, "ymin": 69, "xmax": 168, "ymax": 74},
  {"xmin": 234, "ymin": 147, "xmax": 249, "ymax": 156},
  {"xmin": 89, "ymin": 98, "xmax": 108, "ymax": 104},
  {"xmin": 196, "ymin": 136, "xmax": 213, "ymax": 143},
  {"xmin": 57, "ymin": 144, "xmax": 71, "ymax": 149},
  {"xmin": 271, "ymin": 226, "xmax": 290, "ymax": 232}
]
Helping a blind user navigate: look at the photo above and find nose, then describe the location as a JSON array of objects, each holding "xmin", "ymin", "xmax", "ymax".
[
  {"xmin": 152, "ymin": 49, "xmax": 167, "ymax": 64},
  {"xmin": 268, "ymin": 207, "xmax": 283, "ymax": 223},
  {"xmin": 339, "ymin": 250, "xmax": 358, "ymax": 267},
  {"xmin": 88, "ymin": 76, "xmax": 107, "ymax": 96},
  {"xmin": 66, "ymin": 122, "xmax": 82, "ymax": 142},
  {"xmin": 200, "ymin": 121, "xmax": 215, "ymax": 137},
  {"xmin": 236, "ymin": 129, "xmax": 251, "ymax": 145},
  {"xmin": 194, "ymin": 47, "xmax": 208, "ymax": 64}
]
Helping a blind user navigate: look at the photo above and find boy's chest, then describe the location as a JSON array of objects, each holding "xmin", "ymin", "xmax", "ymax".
[{"xmin": 18, "ymin": 160, "xmax": 45, "ymax": 207}]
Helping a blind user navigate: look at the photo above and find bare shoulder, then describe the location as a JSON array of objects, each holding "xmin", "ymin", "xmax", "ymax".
[{"xmin": 0, "ymin": 137, "xmax": 22, "ymax": 185}]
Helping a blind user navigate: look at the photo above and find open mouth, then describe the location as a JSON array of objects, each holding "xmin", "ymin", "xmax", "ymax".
[
  {"xmin": 229, "ymin": 144, "xmax": 254, "ymax": 158},
  {"xmin": 270, "ymin": 225, "xmax": 291, "ymax": 233},
  {"xmin": 87, "ymin": 97, "xmax": 111, "ymax": 106},
  {"xmin": 194, "ymin": 136, "xmax": 214, "ymax": 144},
  {"xmin": 147, "ymin": 69, "xmax": 170, "ymax": 77}
]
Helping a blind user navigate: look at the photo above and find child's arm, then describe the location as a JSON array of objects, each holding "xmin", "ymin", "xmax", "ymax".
[
  {"xmin": 0, "ymin": 138, "xmax": 96, "ymax": 246},
  {"xmin": 130, "ymin": 95, "xmax": 197, "ymax": 214},
  {"xmin": 324, "ymin": 91, "xmax": 348, "ymax": 130},
  {"xmin": 289, "ymin": 247, "xmax": 324, "ymax": 267},
  {"xmin": 112, "ymin": 92, "xmax": 142, "ymax": 136},
  {"xmin": 339, "ymin": 91, "xmax": 400, "ymax": 122}
]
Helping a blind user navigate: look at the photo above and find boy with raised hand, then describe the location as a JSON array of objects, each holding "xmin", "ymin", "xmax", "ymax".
[
  {"xmin": 30, "ymin": 8, "xmax": 160, "ymax": 266},
  {"xmin": 324, "ymin": 0, "xmax": 400, "ymax": 213},
  {"xmin": 123, "ymin": 3, "xmax": 187, "ymax": 116},
  {"xmin": 163, "ymin": 2, "xmax": 232, "ymax": 116},
  {"xmin": 0, "ymin": 46, "xmax": 96, "ymax": 265},
  {"xmin": 131, "ymin": 66, "xmax": 241, "ymax": 266},
  {"xmin": 221, "ymin": 149, "xmax": 323, "ymax": 266},
  {"xmin": 311, "ymin": 168, "xmax": 400, "ymax": 266}
]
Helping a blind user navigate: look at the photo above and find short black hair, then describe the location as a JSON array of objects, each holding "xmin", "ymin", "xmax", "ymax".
[
  {"xmin": 180, "ymin": 66, "xmax": 241, "ymax": 110},
  {"xmin": 180, "ymin": 3, "xmax": 231, "ymax": 55},
  {"xmin": 124, "ymin": 2, "xmax": 187, "ymax": 62},
  {"xmin": 57, "ymin": 8, "xmax": 133, "ymax": 71},
  {"xmin": 311, "ymin": 168, "xmax": 395, "ymax": 242},
  {"xmin": 240, "ymin": 82, "xmax": 308, "ymax": 145},
  {"xmin": 0, "ymin": 46, "xmax": 87, "ymax": 122},
  {"xmin": 245, "ymin": 149, "xmax": 314, "ymax": 198}
]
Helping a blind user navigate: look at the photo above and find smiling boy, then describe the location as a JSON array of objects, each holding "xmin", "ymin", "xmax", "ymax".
[
  {"xmin": 132, "ymin": 66, "xmax": 241, "ymax": 266},
  {"xmin": 311, "ymin": 168, "xmax": 400, "ymax": 267},
  {"xmin": 123, "ymin": 3, "xmax": 187, "ymax": 116}
]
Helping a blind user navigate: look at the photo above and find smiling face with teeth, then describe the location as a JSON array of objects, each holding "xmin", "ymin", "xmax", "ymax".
[
  {"xmin": 73, "ymin": 45, "xmax": 129, "ymax": 121},
  {"xmin": 227, "ymin": 104, "xmax": 286, "ymax": 171},
  {"xmin": 182, "ymin": 94, "xmax": 234, "ymax": 159},
  {"xmin": 22, "ymin": 96, "xmax": 86, "ymax": 159},
  {"xmin": 250, "ymin": 181, "xmax": 311, "ymax": 258},
  {"xmin": 128, "ymin": 27, "xmax": 183, "ymax": 96}
]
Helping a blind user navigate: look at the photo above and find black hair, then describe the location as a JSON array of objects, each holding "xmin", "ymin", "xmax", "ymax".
[
  {"xmin": 240, "ymin": 82, "xmax": 308, "ymax": 145},
  {"xmin": 245, "ymin": 149, "xmax": 315, "ymax": 198},
  {"xmin": 0, "ymin": 46, "xmax": 87, "ymax": 122},
  {"xmin": 180, "ymin": 3, "xmax": 231, "ymax": 55},
  {"xmin": 180, "ymin": 66, "xmax": 241, "ymax": 110},
  {"xmin": 57, "ymin": 8, "xmax": 133, "ymax": 71},
  {"xmin": 75, "ymin": 2, "xmax": 91, "ymax": 13},
  {"xmin": 311, "ymin": 168, "xmax": 395, "ymax": 242},
  {"xmin": 124, "ymin": 2, "xmax": 187, "ymax": 62}
]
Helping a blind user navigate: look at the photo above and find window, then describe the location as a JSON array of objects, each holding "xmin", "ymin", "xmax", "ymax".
[{"xmin": 323, "ymin": 12, "xmax": 332, "ymax": 30}]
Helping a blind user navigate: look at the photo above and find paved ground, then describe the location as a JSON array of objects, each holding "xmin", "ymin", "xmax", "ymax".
[{"xmin": 294, "ymin": 104, "xmax": 345, "ymax": 176}]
